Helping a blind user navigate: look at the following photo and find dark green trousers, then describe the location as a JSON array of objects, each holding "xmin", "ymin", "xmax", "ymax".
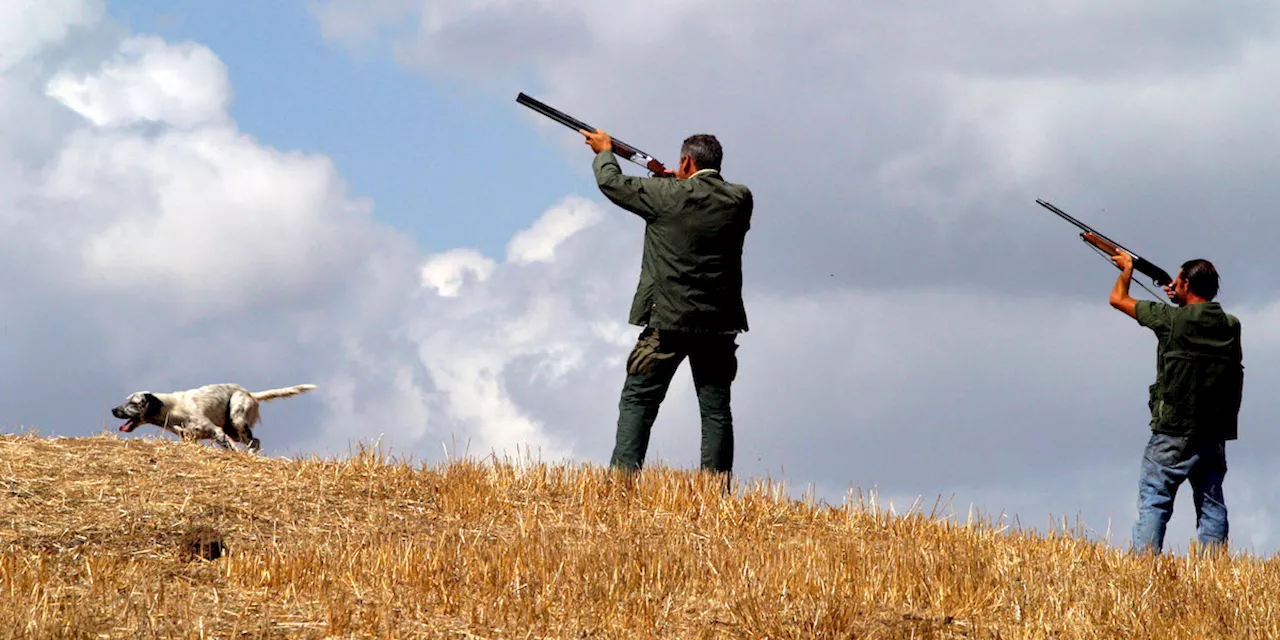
[{"xmin": 610, "ymin": 327, "xmax": 739, "ymax": 473}]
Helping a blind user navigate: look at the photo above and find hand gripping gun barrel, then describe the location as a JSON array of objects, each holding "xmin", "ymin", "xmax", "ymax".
[
  {"xmin": 516, "ymin": 92, "xmax": 670, "ymax": 177},
  {"xmin": 1037, "ymin": 199, "xmax": 1174, "ymax": 303}
]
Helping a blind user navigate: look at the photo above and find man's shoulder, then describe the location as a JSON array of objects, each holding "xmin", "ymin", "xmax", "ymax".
[
  {"xmin": 712, "ymin": 173, "xmax": 751, "ymax": 194},
  {"xmin": 696, "ymin": 173, "xmax": 752, "ymax": 205},
  {"xmin": 1190, "ymin": 302, "xmax": 1242, "ymax": 330},
  {"xmin": 1146, "ymin": 301, "xmax": 1243, "ymax": 339},
  {"xmin": 1134, "ymin": 300, "xmax": 1172, "ymax": 327},
  {"xmin": 1210, "ymin": 302, "xmax": 1241, "ymax": 324},
  {"xmin": 1184, "ymin": 301, "xmax": 1233, "ymax": 318}
]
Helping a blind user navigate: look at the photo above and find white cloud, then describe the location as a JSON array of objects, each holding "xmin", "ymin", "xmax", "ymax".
[
  {"xmin": 53, "ymin": 129, "xmax": 377, "ymax": 313},
  {"xmin": 394, "ymin": 197, "xmax": 627, "ymax": 461},
  {"xmin": 0, "ymin": 0, "xmax": 102, "ymax": 72},
  {"xmin": 506, "ymin": 195, "xmax": 602, "ymax": 265},
  {"xmin": 33, "ymin": 36, "xmax": 388, "ymax": 320},
  {"xmin": 46, "ymin": 35, "xmax": 230, "ymax": 129},
  {"xmin": 420, "ymin": 248, "xmax": 496, "ymax": 297}
]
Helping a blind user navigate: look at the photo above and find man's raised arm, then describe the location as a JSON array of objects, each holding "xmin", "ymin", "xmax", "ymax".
[
  {"xmin": 1109, "ymin": 251, "xmax": 1138, "ymax": 319},
  {"xmin": 582, "ymin": 128, "xmax": 671, "ymax": 221}
]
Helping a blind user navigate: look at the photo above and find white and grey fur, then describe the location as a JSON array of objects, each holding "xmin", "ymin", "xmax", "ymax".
[{"xmin": 110, "ymin": 383, "xmax": 316, "ymax": 453}]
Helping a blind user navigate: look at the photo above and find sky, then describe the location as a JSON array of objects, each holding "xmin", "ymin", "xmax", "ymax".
[{"xmin": 2, "ymin": 0, "xmax": 1278, "ymax": 557}]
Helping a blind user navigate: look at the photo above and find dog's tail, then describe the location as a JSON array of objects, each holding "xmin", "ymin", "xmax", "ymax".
[{"xmin": 251, "ymin": 384, "xmax": 317, "ymax": 402}]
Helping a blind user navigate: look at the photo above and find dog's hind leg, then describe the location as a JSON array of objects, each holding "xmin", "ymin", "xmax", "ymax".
[{"xmin": 228, "ymin": 390, "xmax": 261, "ymax": 454}]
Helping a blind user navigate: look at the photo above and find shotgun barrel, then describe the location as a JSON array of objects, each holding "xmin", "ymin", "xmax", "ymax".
[{"xmin": 517, "ymin": 92, "xmax": 669, "ymax": 176}]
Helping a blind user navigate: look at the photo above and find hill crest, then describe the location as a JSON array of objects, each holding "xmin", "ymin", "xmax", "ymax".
[{"xmin": 0, "ymin": 434, "xmax": 1275, "ymax": 638}]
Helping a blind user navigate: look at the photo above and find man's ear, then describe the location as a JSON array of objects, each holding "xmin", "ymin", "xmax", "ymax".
[{"xmin": 679, "ymin": 155, "xmax": 695, "ymax": 175}]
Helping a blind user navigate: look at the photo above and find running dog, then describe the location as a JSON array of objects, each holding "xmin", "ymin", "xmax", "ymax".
[{"xmin": 111, "ymin": 383, "xmax": 316, "ymax": 453}]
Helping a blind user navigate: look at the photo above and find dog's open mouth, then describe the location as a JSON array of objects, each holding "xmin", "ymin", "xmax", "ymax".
[{"xmin": 119, "ymin": 420, "xmax": 141, "ymax": 432}]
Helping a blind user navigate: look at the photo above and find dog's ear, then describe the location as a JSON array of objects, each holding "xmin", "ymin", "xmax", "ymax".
[{"xmin": 142, "ymin": 393, "xmax": 161, "ymax": 417}]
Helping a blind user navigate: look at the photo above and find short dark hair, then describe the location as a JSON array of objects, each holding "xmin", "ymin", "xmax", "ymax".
[
  {"xmin": 1180, "ymin": 259, "xmax": 1219, "ymax": 300},
  {"xmin": 680, "ymin": 134, "xmax": 722, "ymax": 171}
]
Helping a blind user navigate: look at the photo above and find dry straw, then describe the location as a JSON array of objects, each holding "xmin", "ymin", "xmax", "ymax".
[{"xmin": 0, "ymin": 433, "xmax": 1275, "ymax": 638}]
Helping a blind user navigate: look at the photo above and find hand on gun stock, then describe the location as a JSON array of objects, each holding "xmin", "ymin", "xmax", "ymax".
[{"xmin": 1107, "ymin": 248, "xmax": 1135, "ymax": 272}]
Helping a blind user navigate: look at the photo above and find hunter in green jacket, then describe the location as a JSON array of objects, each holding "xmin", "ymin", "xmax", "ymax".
[{"xmin": 580, "ymin": 127, "xmax": 753, "ymax": 476}]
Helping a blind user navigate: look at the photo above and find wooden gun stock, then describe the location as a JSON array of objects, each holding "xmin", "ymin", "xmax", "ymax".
[
  {"xmin": 1081, "ymin": 232, "xmax": 1121, "ymax": 256},
  {"xmin": 1081, "ymin": 232, "xmax": 1173, "ymax": 287}
]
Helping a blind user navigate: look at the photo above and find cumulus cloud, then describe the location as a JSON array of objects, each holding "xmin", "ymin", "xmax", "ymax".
[
  {"xmin": 0, "ymin": 0, "xmax": 102, "ymax": 72},
  {"xmin": 401, "ymin": 198, "xmax": 632, "ymax": 462},
  {"xmin": 420, "ymin": 248, "xmax": 495, "ymax": 297},
  {"xmin": 47, "ymin": 36, "xmax": 230, "ymax": 129},
  {"xmin": 33, "ymin": 41, "xmax": 390, "ymax": 325},
  {"xmin": 506, "ymin": 195, "xmax": 602, "ymax": 265}
]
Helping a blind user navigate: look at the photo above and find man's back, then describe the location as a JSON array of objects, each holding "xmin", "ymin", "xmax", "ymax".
[
  {"xmin": 1136, "ymin": 301, "xmax": 1244, "ymax": 439},
  {"xmin": 593, "ymin": 151, "xmax": 752, "ymax": 333}
]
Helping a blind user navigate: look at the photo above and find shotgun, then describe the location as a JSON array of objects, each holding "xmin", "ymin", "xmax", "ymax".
[
  {"xmin": 516, "ymin": 92, "xmax": 669, "ymax": 177},
  {"xmin": 1037, "ymin": 199, "xmax": 1174, "ymax": 299}
]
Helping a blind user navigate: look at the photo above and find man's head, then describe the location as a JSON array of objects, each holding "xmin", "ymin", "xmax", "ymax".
[
  {"xmin": 1165, "ymin": 258, "xmax": 1219, "ymax": 305},
  {"xmin": 676, "ymin": 134, "xmax": 722, "ymax": 179}
]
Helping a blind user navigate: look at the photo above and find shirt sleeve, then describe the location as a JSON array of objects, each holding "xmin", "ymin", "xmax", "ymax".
[
  {"xmin": 1134, "ymin": 300, "xmax": 1174, "ymax": 337},
  {"xmin": 592, "ymin": 150, "xmax": 673, "ymax": 221}
]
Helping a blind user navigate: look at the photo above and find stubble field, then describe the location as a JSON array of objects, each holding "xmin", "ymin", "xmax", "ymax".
[{"xmin": 0, "ymin": 433, "xmax": 1276, "ymax": 639}]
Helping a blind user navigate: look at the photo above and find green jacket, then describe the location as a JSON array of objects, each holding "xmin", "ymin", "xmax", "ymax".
[
  {"xmin": 592, "ymin": 149, "xmax": 752, "ymax": 333},
  {"xmin": 1135, "ymin": 300, "xmax": 1244, "ymax": 440}
]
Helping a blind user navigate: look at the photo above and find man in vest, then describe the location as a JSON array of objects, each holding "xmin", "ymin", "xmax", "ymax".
[
  {"xmin": 579, "ymin": 127, "xmax": 752, "ymax": 477},
  {"xmin": 1108, "ymin": 252, "xmax": 1243, "ymax": 554}
]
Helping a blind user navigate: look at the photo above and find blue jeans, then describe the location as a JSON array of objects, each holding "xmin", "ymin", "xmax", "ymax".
[{"xmin": 1131, "ymin": 432, "xmax": 1229, "ymax": 554}]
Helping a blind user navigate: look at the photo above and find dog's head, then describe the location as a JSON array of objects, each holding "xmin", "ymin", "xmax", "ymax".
[{"xmin": 111, "ymin": 392, "xmax": 162, "ymax": 432}]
